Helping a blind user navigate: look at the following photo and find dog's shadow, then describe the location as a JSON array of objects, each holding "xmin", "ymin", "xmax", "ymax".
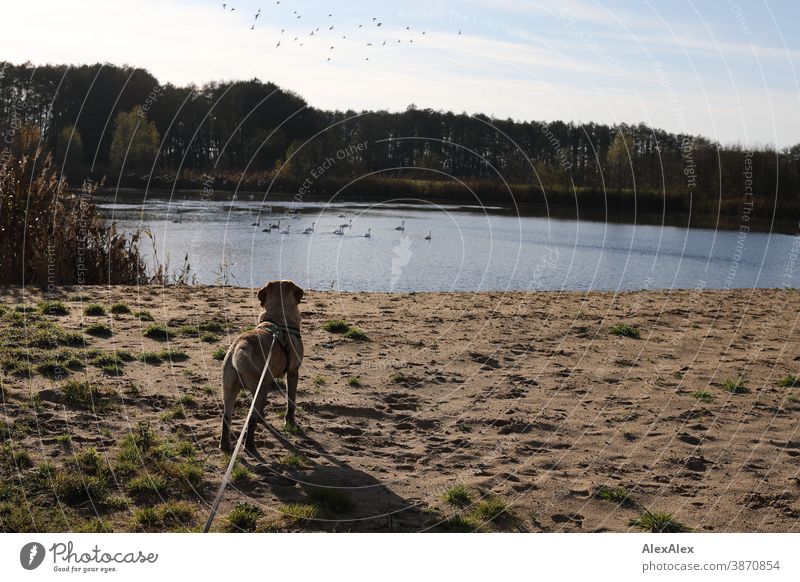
[{"xmin": 236, "ymin": 423, "xmax": 441, "ymax": 532}]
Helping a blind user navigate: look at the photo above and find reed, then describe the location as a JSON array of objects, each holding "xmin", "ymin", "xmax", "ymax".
[{"xmin": 0, "ymin": 145, "xmax": 147, "ymax": 285}]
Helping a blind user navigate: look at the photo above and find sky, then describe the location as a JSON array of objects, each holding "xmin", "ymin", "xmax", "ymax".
[{"xmin": 2, "ymin": 0, "xmax": 799, "ymax": 147}]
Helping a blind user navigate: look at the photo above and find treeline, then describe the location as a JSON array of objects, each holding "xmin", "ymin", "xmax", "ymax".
[{"xmin": 1, "ymin": 61, "xmax": 798, "ymax": 219}]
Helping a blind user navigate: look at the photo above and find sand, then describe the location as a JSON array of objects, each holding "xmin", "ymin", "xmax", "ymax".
[{"xmin": 1, "ymin": 285, "xmax": 799, "ymax": 532}]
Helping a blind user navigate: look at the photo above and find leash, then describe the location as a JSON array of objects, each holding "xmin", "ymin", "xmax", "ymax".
[{"xmin": 203, "ymin": 332, "xmax": 278, "ymax": 533}]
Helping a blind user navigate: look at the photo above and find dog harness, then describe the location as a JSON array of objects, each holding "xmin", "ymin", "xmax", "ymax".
[{"xmin": 257, "ymin": 319, "xmax": 302, "ymax": 374}]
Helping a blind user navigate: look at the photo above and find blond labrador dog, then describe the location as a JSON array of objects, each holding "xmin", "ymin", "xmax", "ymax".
[{"xmin": 220, "ymin": 280, "xmax": 304, "ymax": 456}]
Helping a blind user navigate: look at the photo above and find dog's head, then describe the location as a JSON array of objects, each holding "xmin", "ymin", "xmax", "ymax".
[{"xmin": 257, "ymin": 280, "xmax": 304, "ymax": 320}]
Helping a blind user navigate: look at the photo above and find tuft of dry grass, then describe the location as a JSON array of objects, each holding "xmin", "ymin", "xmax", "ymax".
[{"xmin": 0, "ymin": 142, "xmax": 150, "ymax": 285}]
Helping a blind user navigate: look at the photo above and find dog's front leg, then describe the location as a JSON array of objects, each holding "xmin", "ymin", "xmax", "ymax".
[{"xmin": 285, "ymin": 370, "xmax": 298, "ymax": 427}]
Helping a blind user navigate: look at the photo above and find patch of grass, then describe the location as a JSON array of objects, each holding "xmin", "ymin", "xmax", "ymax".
[
  {"xmin": 109, "ymin": 302, "xmax": 131, "ymax": 315},
  {"xmin": 14, "ymin": 303, "xmax": 37, "ymax": 314},
  {"xmin": 137, "ymin": 351, "xmax": 164, "ymax": 364},
  {"xmin": 312, "ymin": 374, "xmax": 327, "ymax": 386},
  {"xmin": 629, "ymin": 510, "xmax": 690, "ymax": 533},
  {"xmin": 160, "ymin": 501, "xmax": 195, "ymax": 523},
  {"xmin": 226, "ymin": 502, "xmax": 261, "ymax": 532},
  {"xmin": 722, "ymin": 378, "xmax": 750, "ymax": 394},
  {"xmin": 597, "ymin": 485, "xmax": 634, "ymax": 507},
  {"xmin": 211, "ymin": 347, "xmax": 227, "ymax": 360},
  {"xmin": 347, "ymin": 375, "xmax": 362, "ymax": 387},
  {"xmin": 443, "ymin": 484, "xmax": 472, "ymax": 507},
  {"xmin": 160, "ymin": 348, "xmax": 189, "ymax": 362},
  {"xmin": 279, "ymin": 503, "xmax": 320, "ymax": 520},
  {"xmin": 134, "ymin": 310, "xmax": 155, "ymax": 322},
  {"xmin": 390, "ymin": 372, "xmax": 406, "ymax": 383},
  {"xmin": 0, "ymin": 445, "xmax": 33, "ymax": 469},
  {"xmin": 39, "ymin": 300, "xmax": 70, "ymax": 316},
  {"xmin": 61, "ymin": 380, "xmax": 100, "ymax": 408},
  {"xmin": 56, "ymin": 434, "xmax": 72, "ymax": 445},
  {"xmin": 160, "ymin": 406, "xmax": 186, "ymax": 421},
  {"xmin": 143, "ymin": 323, "xmax": 171, "ymax": 340},
  {"xmin": 691, "ymin": 390, "xmax": 713, "ymax": 403},
  {"xmin": 282, "ymin": 421, "xmax": 302, "ymax": 435},
  {"xmin": 134, "ymin": 501, "xmax": 195, "ymax": 531},
  {"xmin": 36, "ymin": 358, "xmax": 74, "ymax": 379},
  {"xmin": 159, "ymin": 461, "xmax": 203, "ymax": 492},
  {"xmin": 85, "ymin": 323, "xmax": 112, "ymax": 337},
  {"xmin": 177, "ymin": 394, "xmax": 196, "ymax": 407},
  {"xmin": 277, "ymin": 453, "xmax": 308, "ymax": 468},
  {"xmin": 53, "ymin": 472, "xmax": 108, "ymax": 505},
  {"xmin": 343, "ymin": 327, "xmax": 369, "ymax": 342},
  {"xmin": 776, "ymin": 375, "xmax": 800, "ymax": 388},
  {"xmin": 199, "ymin": 332, "xmax": 219, "ymax": 343},
  {"xmin": 132, "ymin": 507, "xmax": 160, "ymax": 530},
  {"xmin": 91, "ymin": 352, "xmax": 125, "ymax": 376},
  {"xmin": 610, "ymin": 323, "xmax": 640, "ymax": 339},
  {"xmin": 440, "ymin": 514, "xmax": 482, "ymax": 532},
  {"xmin": 23, "ymin": 323, "xmax": 85, "ymax": 349},
  {"xmin": 322, "ymin": 319, "xmax": 350, "ymax": 333},
  {"xmin": 176, "ymin": 325, "xmax": 200, "ymax": 337},
  {"xmin": 231, "ymin": 464, "xmax": 253, "ymax": 483},
  {"xmin": 73, "ymin": 447, "xmax": 108, "ymax": 477},
  {"xmin": 83, "ymin": 304, "xmax": 106, "ymax": 316},
  {"xmin": 306, "ymin": 487, "xmax": 354, "ymax": 514},
  {"xmin": 127, "ymin": 474, "xmax": 169, "ymax": 497},
  {"xmin": 61, "ymin": 332, "xmax": 86, "ymax": 347},
  {"xmin": 174, "ymin": 441, "xmax": 195, "ymax": 458},
  {"xmin": 137, "ymin": 348, "xmax": 189, "ymax": 364},
  {"xmin": 35, "ymin": 461, "xmax": 55, "ymax": 479},
  {"xmin": 472, "ymin": 497, "xmax": 508, "ymax": 522},
  {"xmin": 77, "ymin": 519, "xmax": 113, "ymax": 533},
  {"xmin": 199, "ymin": 321, "xmax": 226, "ymax": 333},
  {"xmin": 116, "ymin": 422, "xmax": 157, "ymax": 469}
]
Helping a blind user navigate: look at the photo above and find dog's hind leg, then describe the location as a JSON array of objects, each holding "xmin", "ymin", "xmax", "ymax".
[
  {"xmin": 220, "ymin": 351, "xmax": 240, "ymax": 453},
  {"xmin": 244, "ymin": 370, "xmax": 273, "ymax": 457},
  {"xmin": 285, "ymin": 369, "xmax": 299, "ymax": 428}
]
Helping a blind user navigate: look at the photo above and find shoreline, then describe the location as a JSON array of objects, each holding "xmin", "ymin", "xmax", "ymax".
[
  {"xmin": 89, "ymin": 188, "xmax": 800, "ymax": 236},
  {"xmin": 1, "ymin": 286, "xmax": 799, "ymax": 532}
]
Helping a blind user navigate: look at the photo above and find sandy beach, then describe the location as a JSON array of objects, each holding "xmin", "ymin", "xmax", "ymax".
[{"xmin": 1, "ymin": 285, "xmax": 799, "ymax": 532}]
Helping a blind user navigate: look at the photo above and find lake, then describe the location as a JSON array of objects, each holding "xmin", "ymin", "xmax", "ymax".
[{"xmin": 99, "ymin": 193, "xmax": 800, "ymax": 292}]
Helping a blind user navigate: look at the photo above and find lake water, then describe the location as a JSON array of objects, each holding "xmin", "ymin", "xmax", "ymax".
[{"xmin": 100, "ymin": 194, "xmax": 800, "ymax": 292}]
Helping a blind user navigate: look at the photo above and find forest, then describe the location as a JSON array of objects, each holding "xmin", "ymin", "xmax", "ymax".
[{"xmin": 1, "ymin": 61, "xmax": 798, "ymax": 220}]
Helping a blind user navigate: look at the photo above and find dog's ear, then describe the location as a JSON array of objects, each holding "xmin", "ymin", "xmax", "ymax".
[
  {"xmin": 257, "ymin": 282, "xmax": 274, "ymax": 307},
  {"xmin": 290, "ymin": 281, "xmax": 304, "ymax": 304}
]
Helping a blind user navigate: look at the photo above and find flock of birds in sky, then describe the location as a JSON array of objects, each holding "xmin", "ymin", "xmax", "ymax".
[{"xmin": 221, "ymin": 2, "xmax": 462, "ymax": 63}]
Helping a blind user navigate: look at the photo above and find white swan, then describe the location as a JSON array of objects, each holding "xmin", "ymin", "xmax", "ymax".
[
  {"xmin": 251, "ymin": 216, "xmax": 260, "ymax": 227},
  {"xmin": 395, "ymin": 220, "xmax": 405, "ymax": 231},
  {"xmin": 424, "ymin": 230, "xmax": 432, "ymax": 240},
  {"xmin": 303, "ymin": 222, "xmax": 315, "ymax": 234},
  {"xmin": 363, "ymin": 228, "xmax": 371, "ymax": 238},
  {"xmin": 333, "ymin": 226, "xmax": 344, "ymax": 235},
  {"xmin": 339, "ymin": 218, "xmax": 352, "ymax": 229},
  {"xmin": 270, "ymin": 220, "xmax": 280, "ymax": 230}
]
